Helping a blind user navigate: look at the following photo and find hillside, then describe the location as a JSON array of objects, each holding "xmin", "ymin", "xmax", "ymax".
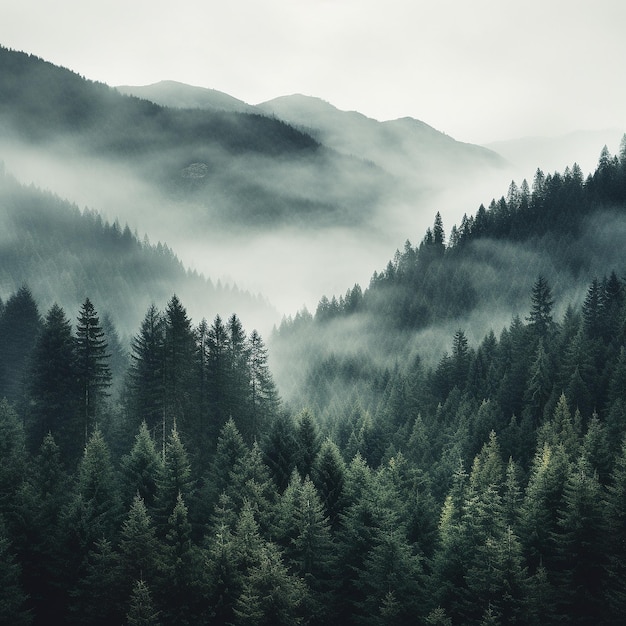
[
  {"xmin": 1, "ymin": 141, "xmax": 626, "ymax": 626},
  {"xmin": 0, "ymin": 45, "xmax": 393, "ymax": 231},
  {"xmin": 271, "ymin": 140, "xmax": 626, "ymax": 408},
  {"xmin": 0, "ymin": 165, "xmax": 275, "ymax": 336}
]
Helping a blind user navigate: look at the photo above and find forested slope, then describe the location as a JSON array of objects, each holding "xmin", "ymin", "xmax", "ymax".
[
  {"xmin": 0, "ymin": 166, "xmax": 272, "ymax": 335},
  {"xmin": 1, "ymin": 145, "xmax": 626, "ymax": 625}
]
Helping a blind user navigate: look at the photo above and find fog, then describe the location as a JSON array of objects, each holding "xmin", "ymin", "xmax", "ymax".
[{"xmin": 0, "ymin": 121, "xmax": 518, "ymax": 337}]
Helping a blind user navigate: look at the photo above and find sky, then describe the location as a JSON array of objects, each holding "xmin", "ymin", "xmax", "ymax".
[{"xmin": 2, "ymin": 0, "xmax": 625, "ymax": 145}]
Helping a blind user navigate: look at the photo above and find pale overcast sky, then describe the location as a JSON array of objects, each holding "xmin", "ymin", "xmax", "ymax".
[{"xmin": 2, "ymin": 0, "xmax": 625, "ymax": 144}]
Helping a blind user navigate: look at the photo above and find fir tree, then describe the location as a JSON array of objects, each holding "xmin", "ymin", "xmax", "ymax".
[{"xmin": 75, "ymin": 298, "xmax": 111, "ymax": 446}]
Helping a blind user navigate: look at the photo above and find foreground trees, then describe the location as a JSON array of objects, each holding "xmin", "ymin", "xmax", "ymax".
[{"xmin": 2, "ymin": 265, "xmax": 626, "ymax": 623}]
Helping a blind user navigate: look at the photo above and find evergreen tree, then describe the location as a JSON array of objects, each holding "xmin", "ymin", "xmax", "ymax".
[
  {"xmin": 553, "ymin": 455, "xmax": 606, "ymax": 622},
  {"xmin": 126, "ymin": 580, "xmax": 160, "ymax": 626},
  {"xmin": 527, "ymin": 275, "xmax": 554, "ymax": 340},
  {"xmin": 604, "ymin": 437, "xmax": 626, "ymax": 622},
  {"xmin": 127, "ymin": 304, "xmax": 166, "ymax": 447},
  {"xmin": 0, "ymin": 399, "xmax": 28, "ymax": 517},
  {"xmin": 262, "ymin": 412, "xmax": 297, "ymax": 493},
  {"xmin": 206, "ymin": 314, "xmax": 229, "ymax": 436},
  {"xmin": 28, "ymin": 303, "xmax": 78, "ymax": 458},
  {"xmin": 281, "ymin": 473, "xmax": 337, "ymax": 623},
  {"xmin": 119, "ymin": 495, "xmax": 162, "ymax": 599},
  {"xmin": 0, "ymin": 285, "xmax": 41, "ymax": 406},
  {"xmin": 0, "ymin": 515, "xmax": 32, "ymax": 625},
  {"xmin": 295, "ymin": 408, "xmax": 321, "ymax": 479},
  {"xmin": 226, "ymin": 313, "xmax": 251, "ymax": 438},
  {"xmin": 163, "ymin": 295, "xmax": 197, "ymax": 450},
  {"xmin": 15, "ymin": 433, "xmax": 69, "ymax": 624},
  {"xmin": 228, "ymin": 441, "xmax": 278, "ymax": 534},
  {"xmin": 312, "ymin": 438, "xmax": 347, "ymax": 529},
  {"xmin": 73, "ymin": 428, "xmax": 121, "ymax": 542},
  {"xmin": 248, "ymin": 329, "xmax": 280, "ymax": 441},
  {"xmin": 161, "ymin": 493, "xmax": 202, "ymax": 625},
  {"xmin": 69, "ymin": 537, "xmax": 123, "ymax": 625},
  {"xmin": 202, "ymin": 417, "xmax": 249, "ymax": 514},
  {"xmin": 154, "ymin": 427, "xmax": 193, "ymax": 531},
  {"xmin": 120, "ymin": 422, "xmax": 163, "ymax": 509},
  {"xmin": 75, "ymin": 298, "xmax": 111, "ymax": 446}
]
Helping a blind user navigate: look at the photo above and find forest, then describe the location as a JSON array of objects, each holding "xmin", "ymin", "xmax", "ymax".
[{"xmin": 1, "ymin": 145, "xmax": 626, "ymax": 625}]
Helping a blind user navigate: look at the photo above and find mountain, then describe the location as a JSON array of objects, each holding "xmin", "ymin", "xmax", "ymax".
[
  {"xmin": 256, "ymin": 94, "xmax": 506, "ymax": 189},
  {"xmin": 116, "ymin": 80, "xmax": 256, "ymax": 114},
  {"xmin": 0, "ymin": 45, "xmax": 394, "ymax": 232}
]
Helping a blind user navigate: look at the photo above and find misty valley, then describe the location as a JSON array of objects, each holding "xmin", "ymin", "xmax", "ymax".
[{"xmin": 2, "ymin": 45, "xmax": 626, "ymax": 626}]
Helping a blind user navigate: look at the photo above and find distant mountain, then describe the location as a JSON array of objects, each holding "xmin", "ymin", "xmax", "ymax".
[
  {"xmin": 116, "ymin": 82, "xmax": 508, "ymax": 194},
  {"xmin": 116, "ymin": 80, "xmax": 256, "ymax": 114},
  {"xmin": 0, "ymin": 46, "xmax": 393, "ymax": 231},
  {"xmin": 256, "ymin": 94, "xmax": 506, "ymax": 189}
]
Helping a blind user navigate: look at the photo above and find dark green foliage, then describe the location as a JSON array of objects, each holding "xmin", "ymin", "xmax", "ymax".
[
  {"xmin": 3, "ymin": 139, "xmax": 626, "ymax": 625},
  {"xmin": 0, "ymin": 515, "xmax": 32, "ymax": 625},
  {"xmin": 127, "ymin": 305, "xmax": 166, "ymax": 445},
  {"xmin": 126, "ymin": 580, "xmax": 161, "ymax": 626},
  {"xmin": 154, "ymin": 428, "xmax": 193, "ymax": 530},
  {"xmin": 120, "ymin": 422, "xmax": 163, "ymax": 509},
  {"xmin": 28, "ymin": 304, "xmax": 79, "ymax": 459},
  {"xmin": 75, "ymin": 299, "xmax": 111, "ymax": 447},
  {"xmin": 0, "ymin": 286, "xmax": 41, "ymax": 407}
]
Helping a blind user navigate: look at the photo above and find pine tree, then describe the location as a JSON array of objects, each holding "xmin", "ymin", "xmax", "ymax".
[
  {"xmin": 161, "ymin": 493, "xmax": 202, "ymax": 625},
  {"xmin": 73, "ymin": 428, "xmax": 122, "ymax": 542},
  {"xmin": 202, "ymin": 417, "xmax": 248, "ymax": 513},
  {"xmin": 604, "ymin": 437, "xmax": 626, "ymax": 621},
  {"xmin": 295, "ymin": 409, "xmax": 321, "ymax": 479},
  {"xmin": 127, "ymin": 304, "xmax": 165, "ymax": 445},
  {"xmin": 28, "ymin": 303, "xmax": 78, "ymax": 457},
  {"xmin": 527, "ymin": 275, "xmax": 554, "ymax": 340},
  {"xmin": 206, "ymin": 314, "xmax": 229, "ymax": 434},
  {"xmin": 119, "ymin": 496, "xmax": 162, "ymax": 596},
  {"xmin": 0, "ymin": 515, "xmax": 32, "ymax": 625},
  {"xmin": 226, "ymin": 313, "xmax": 251, "ymax": 438},
  {"xmin": 248, "ymin": 329, "xmax": 279, "ymax": 441},
  {"xmin": 0, "ymin": 285, "xmax": 41, "ymax": 406},
  {"xmin": 69, "ymin": 537, "xmax": 123, "ymax": 625},
  {"xmin": 312, "ymin": 438, "xmax": 346, "ymax": 529},
  {"xmin": 126, "ymin": 579, "xmax": 160, "ymax": 626},
  {"xmin": 553, "ymin": 455, "xmax": 606, "ymax": 622},
  {"xmin": 262, "ymin": 412, "xmax": 297, "ymax": 493},
  {"xmin": 120, "ymin": 422, "xmax": 163, "ymax": 509},
  {"xmin": 163, "ymin": 295, "xmax": 197, "ymax": 449},
  {"xmin": 154, "ymin": 428, "xmax": 193, "ymax": 531},
  {"xmin": 75, "ymin": 298, "xmax": 111, "ymax": 446}
]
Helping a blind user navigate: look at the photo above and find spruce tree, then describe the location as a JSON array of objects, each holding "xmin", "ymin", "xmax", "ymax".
[
  {"xmin": 0, "ymin": 285, "xmax": 41, "ymax": 406},
  {"xmin": 126, "ymin": 580, "xmax": 160, "ymax": 626},
  {"xmin": 75, "ymin": 298, "xmax": 111, "ymax": 447},
  {"xmin": 120, "ymin": 421, "xmax": 163, "ymax": 510},
  {"xmin": 0, "ymin": 516, "xmax": 32, "ymax": 626},
  {"xmin": 127, "ymin": 304, "xmax": 166, "ymax": 445},
  {"xmin": 527, "ymin": 275, "xmax": 554, "ymax": 340},
  {"xmin": 28, "ymin": 303, "xmax": 78, "ymax": 457}
]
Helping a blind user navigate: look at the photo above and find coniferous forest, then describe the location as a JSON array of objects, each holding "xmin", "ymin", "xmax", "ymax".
[{"xmin": 1, "ymin": 144, "xmax": 626, "ymax": 625}]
